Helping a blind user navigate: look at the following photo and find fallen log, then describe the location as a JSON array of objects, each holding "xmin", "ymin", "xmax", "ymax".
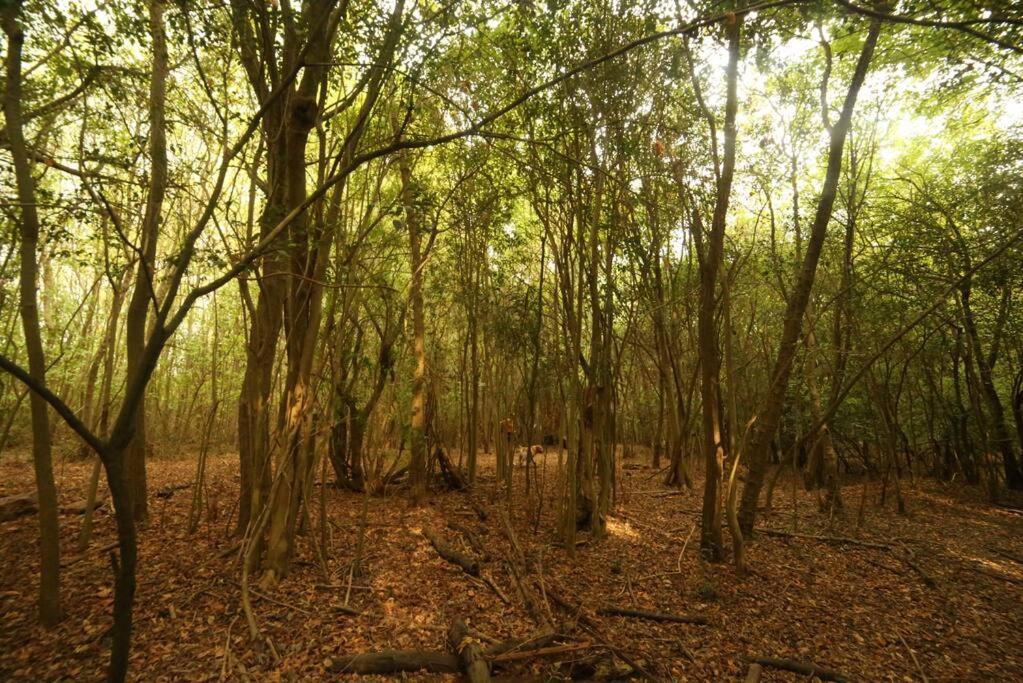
[
  {"xmin": 744, "ymin": 663, "xmax": 763, "ymax": 683},
  {"xmin": 155, "ymin": 482, "xmax": 193, "ymax": 499},
  {"xmin": 968, "ymin": 565, "xmax": 1023, "ymax": 585},
  {"xmin": 747, "ymin": 656, "xmax": 852, "ymax": 683},
  {"xmin": 597, "ymin": 606, "xmax": 709, "ymax": 625},
  {"xmin": 0, "ymin": 492, "xmax": 37, "ymax": 521},
  {"xmin": 423, "ymin": 528, "xmax": 480, "ymax": 576},
  {"xmin": 449, "ymin": 619, "xmax": 490, "ymax": 683},
  {"xmin": 329, "ymin": 650, "xmax": 459, "ymax": 675}
]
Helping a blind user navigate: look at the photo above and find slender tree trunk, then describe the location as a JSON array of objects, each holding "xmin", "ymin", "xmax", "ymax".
[
  {"xmin": 804, "ymin": 303, "xmax": 842, "ymax": 512},
  {"xmin": 123, "ymin": 0, "xmax": 169, "ymax": 524},
  {"xmin": 100, "ymin": 448, "xmax": 138, "ymax": 683},
  {"xmin": 693, "ymin": 15, "xmax": 741, "ymax": 561},
  {"xmin": 400, "ymin": 154, "xmax": 430, "ymax": 504},
  {"xmin": 738, "ymin": 16, "xmax": 883, "ymax": 536},
  {"xmin": 468, "ymin": 301, "xmax": 480, "ymax": 483},
  {"xmin": 2, "ymin": 1, "xmax": 61, "ymax": 627}
]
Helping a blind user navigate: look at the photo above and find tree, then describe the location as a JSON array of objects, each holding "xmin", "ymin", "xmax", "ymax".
[{"xmin": 2, "ymin": 0, "xmax": 61, "ymax": 627}]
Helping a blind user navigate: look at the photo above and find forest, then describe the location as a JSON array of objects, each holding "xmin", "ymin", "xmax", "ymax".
[{"xmin": 0, "ymin": 0, "xmax": 1021, "ymax": 680}]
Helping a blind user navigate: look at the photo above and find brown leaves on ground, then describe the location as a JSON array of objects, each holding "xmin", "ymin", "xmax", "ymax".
[{"xmin": 1, "ymin": 450, "xmax": 1021, "ymax": 681}]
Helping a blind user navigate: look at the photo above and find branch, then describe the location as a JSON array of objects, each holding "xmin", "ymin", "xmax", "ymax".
[
  {"xmin": 0, "ymin": 354, "xmax": 105, "ymax": 455},
  {"xmin": 835, "ymin": 0, "xmax": 1023, "ymax": 55},
  {"xmin": 804, "ymin": 221, "xmax": 1023, "ymax": 443},
  {"xmin": 169, "ymin": 0, "xmax": 806, "ymax": 331}
]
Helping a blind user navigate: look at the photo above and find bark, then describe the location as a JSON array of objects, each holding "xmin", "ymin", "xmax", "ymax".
[
  {"xmin": 950, "ymin": 330, "xmax": 979, "ymax": 483},
  {"xmin": 692, "ymin": 15, "xmax": 741, "ymax": 561},
  {"xmin": 330, "ymin": 300, "xmax": 401, "ymax": 489},
  {"xmin": 423, "ymin": 527, "xmax": 481, "ymax": 576},
  {"xmin": 449, "ymin": 619, "xmax": 491, "ymax": 683},
  {"xmin": 400, "ymin": 152, "xmax": 430, "ymax": 504},
  {"xmin": 262, "ymin": 0, "xmax": 347, "ymax": 583},
  {"xmin": 329, "ymin": 651, "xmax": 460, "ymax": 675},
  {"xmin": 79, "ymin": 280, "xmax": 127, "ymax": 551},
  {"xmin": 232, "ymin": 0, "xmax": 305, "ymax": 537},
  {"xmin": 523, "ymin": 234, "xmax": 547, "ymax": 494},
  {"xmin": 122, "ymin": 0, "xmax": 169, "ymax": 524},
  {"xmin": 99, "ymin": 445, "xmax": 139, "ymax": 683},
  {"xmin": 3, "ymin": 0, "xmax": 62, "ymax": 627},
  {"xmin": 738, "ymin": 16, "xmax": 883, "ymax": 536}
]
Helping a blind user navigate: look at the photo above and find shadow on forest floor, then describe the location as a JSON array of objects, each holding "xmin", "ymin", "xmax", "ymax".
[{"xmin": 1, "ymin": 449, "xmax": 1021, "ymax": 681}]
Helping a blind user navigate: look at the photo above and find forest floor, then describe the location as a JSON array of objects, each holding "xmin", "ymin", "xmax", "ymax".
[{"xmin": 1, "ymin": 448, "xmax": 1022, "ymax": 682}]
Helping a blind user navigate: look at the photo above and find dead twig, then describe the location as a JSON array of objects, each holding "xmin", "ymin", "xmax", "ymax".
[
  {"xmin": 745, "ymin": 656, "xmax": 851, "ymax": 682},
  {"xmin": 896, "ymin": 629, "xmax": 929, "ymax": 683}
]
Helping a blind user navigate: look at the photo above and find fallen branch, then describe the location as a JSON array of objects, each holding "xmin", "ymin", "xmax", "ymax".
[
  {"xmin": 335, "ymin": 604, "xmax": 367, "ymax": 617},
  {"xmin": 447, "ymin": 519, "xmax": 488, "ymax": 558},
  {"xmin": 423, "ymin": 528, "xmax": 480, "ymax": 576},
  {"xmin": 483, "ymin": 631, "xmax": 563, "ymax": 660},
  {"xmin": 597, "ymin": 606, "xmax": 709, "ymax": 625},
  {"xmin": 546, "ymin": 588, "xmax": 656, "ymax": 680},
  {"xmin": 968, "ymin": 565, "xmax": 1023, "ymax": 585},
  {"xmin": 993, "ymin": 502, "xmax": 1023, "ymax": 516},
  {"xmin": 155, "ymin": 482, "xmax": 193, "ymax": 499},
  {"xmin": 467, "ymin": 497, "xmax": 489, "ymax": 521},
  {"xmin": 60, "ymin": 540, "xmax": 119, "ymax": 568},
  {"xmin": 896, "ymin": 630, "xmax": 929, "ymax": 683},
  {"xmin": 329, "ymin": 650, "xmax": 460, "ymax": 675},
  {"xmin": 894, "ymin": 542, "xmax": 937, "ymax": 588},
  {"xmin": 988, "ymin": 546, "xmax": 1023, "ymax": 566},
  {"xmin": 489, "ymin": 641, "xmax": 593, "ymax": 664},
  {"xmin": 747, "ymin": 656, "xmax": 852, "ymax": 682},
  {"xmin": 477, "ymin": 571, "xmax": 511, "ymax": 604}
]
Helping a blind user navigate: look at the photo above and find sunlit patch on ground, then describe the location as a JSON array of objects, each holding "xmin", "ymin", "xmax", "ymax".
[{"xmin": 605, "ymin": 516, "xmax": 641, "ymax": 541}]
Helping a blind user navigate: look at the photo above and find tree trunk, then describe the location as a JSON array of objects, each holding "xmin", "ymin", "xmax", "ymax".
[
  {"xmin": 101, "ymin": 448, "xmax": 139, "ymax": 683},
  {"xmin": 3, "ymin": 0, "xmax": 62, "ymax": 627},
  {"xmin": 738, "ymin": 16, "xmax": 883, "ymax": 536},
  {"xmin": 401, "ymin": 153, "xmax": 430, "ymax": 504},
  {"xmin": 803, "ymin": 303, "xmax": 842, "ymax": 513},
  {"xmin": 123, "ymin": 0, "xmax": 169, "ymax": 524},
  {"xmin": 693, "ymin": 16, "xmax": 741, "ymax": 561},
  {"xmin": 468, "ymin": 305, "xmax": 480, "ymax": 483}
]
